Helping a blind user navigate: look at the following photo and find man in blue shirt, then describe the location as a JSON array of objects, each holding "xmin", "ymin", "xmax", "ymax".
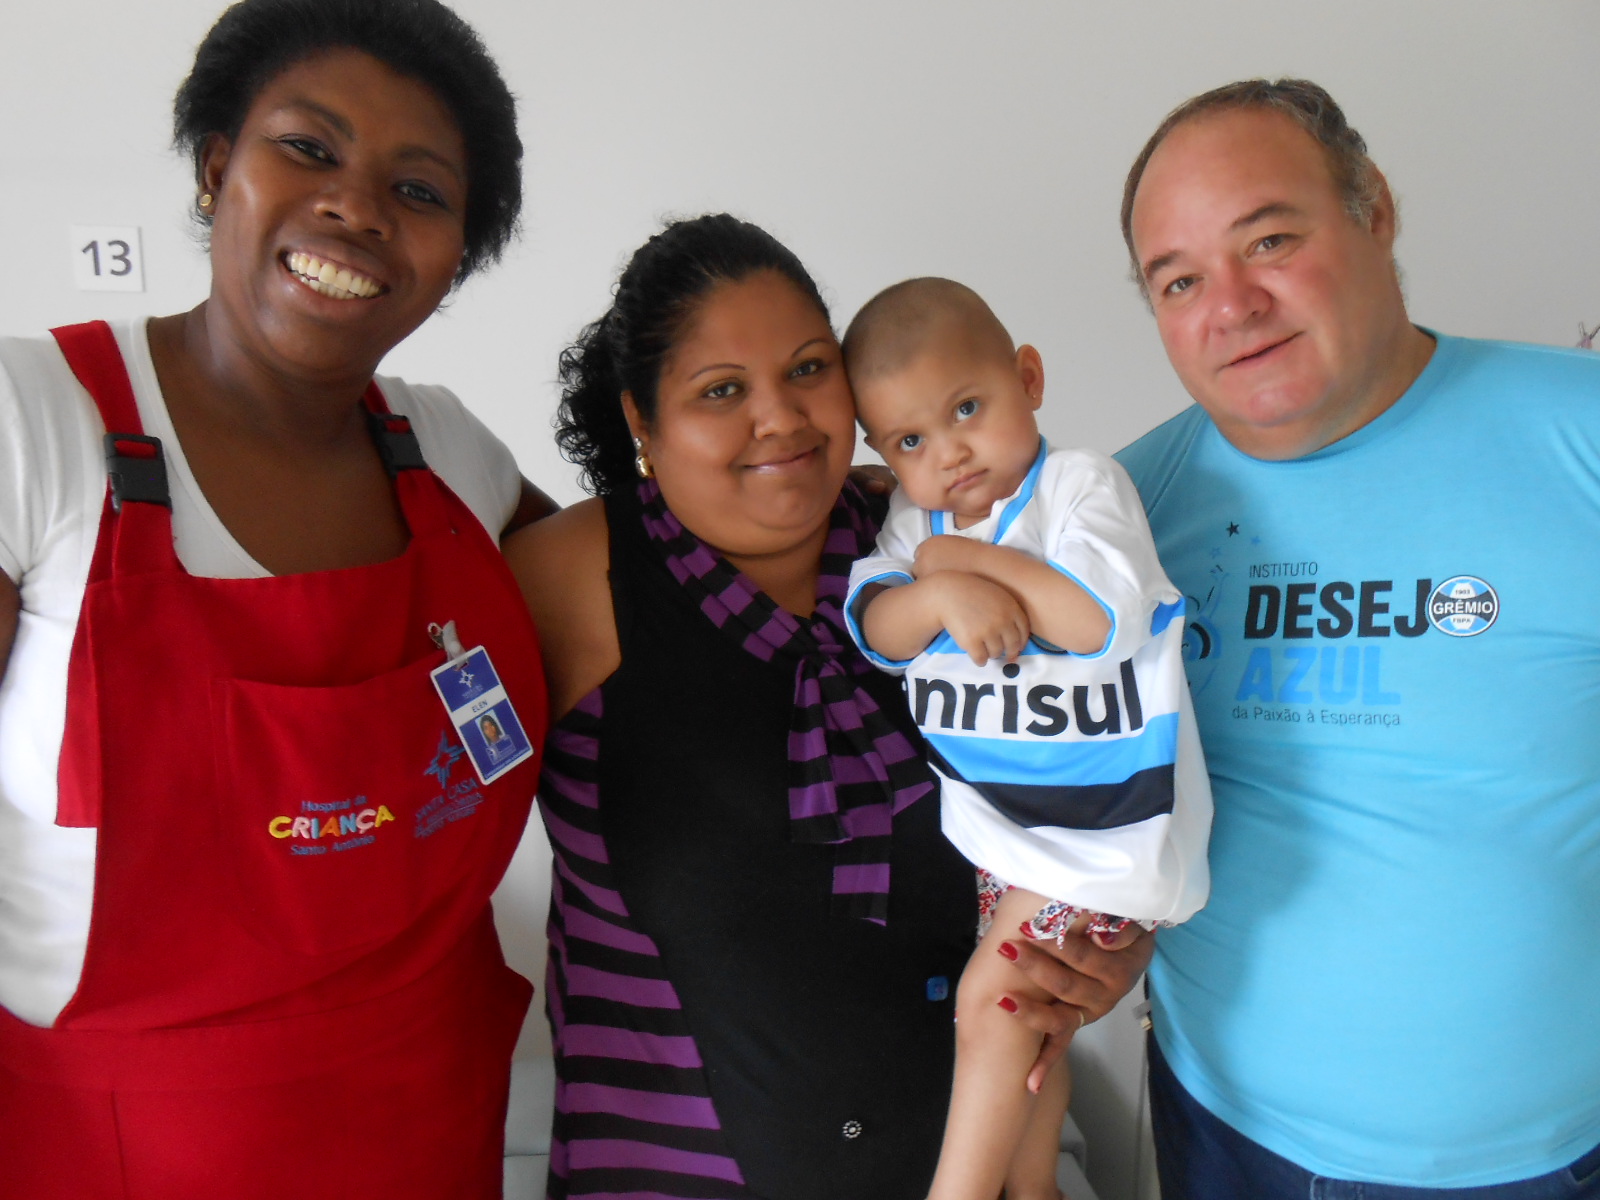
[{"xmin": 1115, "ymin": 79, "xmax": 1600, "ymax": 1199}]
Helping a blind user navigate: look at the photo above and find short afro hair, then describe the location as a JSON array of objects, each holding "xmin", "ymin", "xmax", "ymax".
[{"xmin": 174, "ymin": 0, "xmax": 522, "ymax": 281}]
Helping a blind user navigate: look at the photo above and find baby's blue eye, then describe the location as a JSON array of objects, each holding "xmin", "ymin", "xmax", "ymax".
[
  {"xmin": 955, "ymin": 398, "xmax": 979, "ymax": 420},
  {"xmin": 898, "ymin": 433, "xmax": 923, "ymax": 452}
]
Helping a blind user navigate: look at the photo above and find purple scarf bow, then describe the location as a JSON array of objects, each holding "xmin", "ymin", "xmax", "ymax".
[{"xmin": 637, "ymin": 478, "xmax": 935, "ymax": 922}]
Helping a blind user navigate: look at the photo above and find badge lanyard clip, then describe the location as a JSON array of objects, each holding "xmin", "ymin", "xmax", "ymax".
[{"xmin": 429, "ymin": 620, "xmax": 467, "ymax": 662}]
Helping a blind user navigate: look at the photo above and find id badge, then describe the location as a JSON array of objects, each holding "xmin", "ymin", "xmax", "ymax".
[{"xmin": 430, "ymin": 644, "xmax": 536, "ymax": 786}]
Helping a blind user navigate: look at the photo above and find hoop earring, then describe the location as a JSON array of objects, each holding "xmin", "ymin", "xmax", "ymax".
[{"xmin": 633, "ymin": 437, "xmax": 654, "ymax": 480}]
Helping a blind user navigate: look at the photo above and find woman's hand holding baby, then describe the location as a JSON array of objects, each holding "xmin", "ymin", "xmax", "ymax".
[{"xmin": 997, "ymin": 925, "xmax": 1155, "ymax": 1093}]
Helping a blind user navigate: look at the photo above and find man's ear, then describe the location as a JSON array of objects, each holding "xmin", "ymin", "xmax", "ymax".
[
  {"xmin": 1015, "ymin": 344, "xmax": 1045, "ymax": 409},
  {"xmin": 1365, "ymin": 168, "xmax": 1400, "ymax": 248}
]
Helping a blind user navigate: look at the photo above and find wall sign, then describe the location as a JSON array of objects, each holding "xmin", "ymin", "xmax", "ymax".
[{"xmin": 71, "ymin": 226, "xmax": 144, "ymax": 292}]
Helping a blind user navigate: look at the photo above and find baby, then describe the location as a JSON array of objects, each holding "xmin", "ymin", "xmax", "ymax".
[{"xmin": 841, "ymin": 279, "xmax": 1212, "ymax": 1200}]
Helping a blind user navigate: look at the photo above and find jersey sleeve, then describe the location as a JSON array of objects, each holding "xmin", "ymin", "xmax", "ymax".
[
  {"xmin": 844, "ymin": 488, "xmax": 924, "ymax": 672},
  {"xmin": 1038, "ymin": 450, "xmax": 1183, "ymax": 664},
  {"xmin": 377, "ymin": 377, "xmax": 523, "ymax": 537}
]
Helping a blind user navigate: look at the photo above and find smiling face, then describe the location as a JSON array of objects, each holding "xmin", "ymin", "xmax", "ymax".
[
  {"xmin": 626, "ymin": 270, "xmax": 857, "ymax": 560},
  {"xmin": 858, "ymin": 333, "xmax": 1043, "ymax": 527},
  {"xmin": 1130, "ymin": 107, "xmax": 1425, "ymax": 460},
  {"xmin": 199, "ymin": 49, "xmax": 468, "ymax": 383}
]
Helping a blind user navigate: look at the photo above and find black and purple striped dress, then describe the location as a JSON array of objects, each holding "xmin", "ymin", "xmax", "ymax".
[{"xmin": 537, "ymin": 489, "xmax": 975, "ymax": 1200}]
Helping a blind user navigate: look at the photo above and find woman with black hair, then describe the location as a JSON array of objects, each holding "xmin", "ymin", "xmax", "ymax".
[
  {"xmin": 0, "ymin": 2, "xmax": 553, "ymax": 1195},
  {"xmin": 508, "ymin": 214, "xmax": 1153, "ymax": 1199}
]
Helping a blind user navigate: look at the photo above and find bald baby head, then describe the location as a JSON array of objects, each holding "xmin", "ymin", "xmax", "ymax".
[
  {"xmin": 842, "ymin": 277, "xmax": 1016, "ymax": 389},
  {"xmin": 841, "ymin": 277, "xmax": 1046, "ymax": 522}
]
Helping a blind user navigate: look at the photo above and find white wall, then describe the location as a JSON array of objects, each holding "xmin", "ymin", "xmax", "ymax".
[{"xmin": 6, "ymin": 3, "xmax": 1598, "ymax": 1197}]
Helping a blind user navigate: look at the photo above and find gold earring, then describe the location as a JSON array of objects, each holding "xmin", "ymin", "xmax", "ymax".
[
  {"xmin": 633, "ymin": 437, "xmax": 654, "ymax": 480},
  {"xmin": 198, "ymin": 192, "xmax": 214, "ymax": 211}
]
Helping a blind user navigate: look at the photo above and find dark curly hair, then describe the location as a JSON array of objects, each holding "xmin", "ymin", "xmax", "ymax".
[
  {"xmin": 1121, "ymin": 78, "xmax": 1383, "ymax": 296},
  {"xmin": 173, "ymin": 0, "xmax": 521, "ymax": 281},
  {"xmin": 555, "ymin": 214, "xmax": 830, "ymax": 497}
]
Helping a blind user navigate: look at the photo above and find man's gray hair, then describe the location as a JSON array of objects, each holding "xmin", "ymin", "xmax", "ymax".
[{"xmin": 1120, "ymin": 79, "xmax": 1386, "ymax": 294}]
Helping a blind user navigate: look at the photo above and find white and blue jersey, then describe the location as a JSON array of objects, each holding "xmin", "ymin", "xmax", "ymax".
[
  {"xmin": 1116, "ymin": 333, "xmax": 1600, "ymax": 1186},
  {"xmin": 847, "ymin": 443, "xmax": 1212, "ymax": 924}
]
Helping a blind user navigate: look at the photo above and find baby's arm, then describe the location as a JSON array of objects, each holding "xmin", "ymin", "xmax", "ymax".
[
  {"xmin": 858, "ymin": 573, "xmax": 1030, "ymax": 667},
  {"xmin": 913, "ymin": 536, "xmax": 1110, "ymax": 656}
]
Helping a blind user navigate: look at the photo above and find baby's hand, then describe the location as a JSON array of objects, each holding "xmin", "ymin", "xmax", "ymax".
[
  {"xmin": 910, "ymin": 534, "xmax": 978, "ymax": 579},
  {"xmin": 928, "ymin": 572, "xmax": 1030, "ymax": 666}
]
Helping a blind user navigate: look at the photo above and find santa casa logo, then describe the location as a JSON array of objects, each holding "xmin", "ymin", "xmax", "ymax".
[{"xmin": 1427, "ymin": 576, "xmax": 1499, "ymax": 637}]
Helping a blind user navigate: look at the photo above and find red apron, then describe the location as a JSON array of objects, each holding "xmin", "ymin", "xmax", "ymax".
[{"xmin": 0, "ymin": 322, "xmax": 546, "ymax": 1199}]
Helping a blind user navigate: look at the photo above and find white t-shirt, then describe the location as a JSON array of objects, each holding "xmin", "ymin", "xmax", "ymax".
[
  {"xmin": 0, "ymin": 318, "xmax": 522, "ymax": 1025},
  {"xmin": 845, "ymin": 443, "xmax": 1211, "ymax": 924}
]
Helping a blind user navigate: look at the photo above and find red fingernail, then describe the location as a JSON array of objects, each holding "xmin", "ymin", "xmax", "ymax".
[
  {"xmin": 997, "ymin": 941, "xmax": 1019, "ymax": 961},
  {"xmin": 997, "ymin": 996, "xmax": 1018, "ymax": 1013}
]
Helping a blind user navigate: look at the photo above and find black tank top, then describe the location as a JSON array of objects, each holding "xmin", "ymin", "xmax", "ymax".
[{"xmin": 598, "ymin": 488, "xmax": 976, "ymax": 1200}]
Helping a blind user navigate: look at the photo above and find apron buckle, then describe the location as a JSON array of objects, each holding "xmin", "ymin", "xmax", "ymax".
[
  {"xmin": 366, "ymin": 411, "xmax": 428, "ymax": 477},
  {"xmin": 103, "ymin": 433, "xmax": 170, "ymax": 511}
]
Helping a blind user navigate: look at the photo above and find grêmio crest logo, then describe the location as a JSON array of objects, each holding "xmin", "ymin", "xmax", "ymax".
[
  {"xmin": 1242, "ymin": 576, "xmax": 1498, "ymax": 641},
  {"xmin": 1426, "ymin": 576, "xmax": 1498, "ymax": 637}
]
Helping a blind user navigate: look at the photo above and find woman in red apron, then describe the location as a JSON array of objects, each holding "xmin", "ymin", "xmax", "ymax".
[{"xmin": 0, "ymin": 3, "xmax": 550, "ymax": 1196}]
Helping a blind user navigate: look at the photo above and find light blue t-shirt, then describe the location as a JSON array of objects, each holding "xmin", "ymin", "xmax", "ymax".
[{"xmin": 1116, "ymin": 333, "xmax": 1600, "ymax": 1186}]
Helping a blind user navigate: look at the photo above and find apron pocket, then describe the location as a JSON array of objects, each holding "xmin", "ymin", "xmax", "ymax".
[{"xmin": 212, "ymin": 655, "xmax": 491, "ymax": 956}]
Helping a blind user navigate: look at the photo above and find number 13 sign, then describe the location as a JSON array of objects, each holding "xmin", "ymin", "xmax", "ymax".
[{"xmin": 71, "ymin": 226, "xmax": 144, "ymax": 292}]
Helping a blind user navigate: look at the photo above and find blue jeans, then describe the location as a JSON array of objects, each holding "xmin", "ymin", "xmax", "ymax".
[{"xmin": 1148, "ymin": 1035, "xmax": 1600, "ymax": 1200}]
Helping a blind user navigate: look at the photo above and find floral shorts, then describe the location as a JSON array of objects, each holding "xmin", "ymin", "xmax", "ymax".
[{"xmin": 974, "ymin": 867, "xmax": 1139, "ymax": 946}]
